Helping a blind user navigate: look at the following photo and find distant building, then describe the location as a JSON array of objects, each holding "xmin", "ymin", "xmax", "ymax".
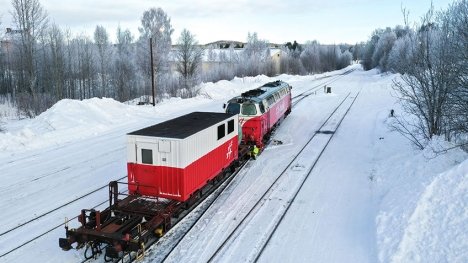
[{"xmin": 170, "ymin": 40, "xmax": 286, "ymax": 76}]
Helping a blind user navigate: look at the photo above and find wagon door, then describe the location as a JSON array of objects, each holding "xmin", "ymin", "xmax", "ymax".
[{"xmin": 127, "ymin": 141, "xmax": 158, "ymax": 195}]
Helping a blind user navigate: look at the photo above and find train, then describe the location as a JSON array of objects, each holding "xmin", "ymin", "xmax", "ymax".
[
  {"xmin": 58, "ymin": 80, "xmax": 292, "ymax": 259},
  {"xmin": 225, "ymin": 80, "xmax": 292, "ymax": 148}
]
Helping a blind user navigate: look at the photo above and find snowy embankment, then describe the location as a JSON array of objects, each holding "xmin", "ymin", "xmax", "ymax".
[
  {"xmin": 0, "ymin": 65, "xmax": 466, "ymax": 262},
  {"xmin": 375, "ymin": 138, "xmax": 467, "ymax": 263}
]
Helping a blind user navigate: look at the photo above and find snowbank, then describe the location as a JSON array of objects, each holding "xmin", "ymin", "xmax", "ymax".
[
  {"xmin": 0, "ymin": 98, "xmax": 156, "ymax": 154},
  {"xmin": 391, "ymin": 159, "xmax": 468, "ymax": 262},
  {"xmin": 376, "ymin": 137, "xmax": 468, "ymax": 263}
]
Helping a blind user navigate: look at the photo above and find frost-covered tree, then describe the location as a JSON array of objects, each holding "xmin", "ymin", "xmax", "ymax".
[
  {"xmin": 361, "ymin": 30, "xmax": 381, "ymax": 70},
  {"xmin": 337, "ymin": 50, "xmax": 353, "ymax": 69},
  {"xmin": 372, "ymin": 28, "xmax": 397, "ymax": 71},
  {"xmin": 73, "ymin": 35, "xmax": 95, "ymax": 100},
  {"xmin": 301, "ymin": 41, "xmax": 321, "ymax": 73},
  {"xmin": 391, "ymin": 5, "xmax": 463, "ymax": 148},
  {"xmin": 47, "ymin": 24, "xmax": 66, "ymax": 100},
  {"xmin": 0, "ymin": 18, "xmax": 7, "ymax": 95},
  {"xmin": 240, "ymin": 32, "xmax": 271, "ymax": 76},
  {"xmin": 94, "ymin": 25, "xmax": 111, "ymax": 97},
  {"xmin": 388, "ymin": 34, "xmax": 413, "ymax": 73},
  {"xmin": 137, "ymin": 7, "xmax": 174, "ymax": 101},
  {"xmin": 11, "ymin": 0, "xmax": 48, "ymax": 117},
  {"xmin": 440, "ymin": 0, "xmax": 468, "ymax": 142},
  {"xmin": 206, "ymin": 44, "xmax": 217, "ymax": 62},
  {"xmin": 114, "ymin": 26, "xmax": 136, "ymax": 101},
  {"xmin": 10, "ymin": 0, "xmax": 48, "ymax": 115},
  {"xmin": 175, "ymin": 29, "xmax": 202, "ymax": 98}
]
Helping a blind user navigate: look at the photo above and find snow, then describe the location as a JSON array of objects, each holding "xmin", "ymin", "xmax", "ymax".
[
  {"xmin": 391, "ymin": 159, "xmax": 468, "ymax": 263},
  {"xmin": 0, "ymin": 64, "xmax": 466, "ymax": 263}
]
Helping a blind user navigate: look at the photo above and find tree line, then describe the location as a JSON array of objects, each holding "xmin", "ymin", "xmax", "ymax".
[
  {"xmin": 359, "ymin": 0, "xmax": 467, "ymax": 150},
  {"xmin": 0, "ymin": 0, "xmax": 352, "ymax": 118}
]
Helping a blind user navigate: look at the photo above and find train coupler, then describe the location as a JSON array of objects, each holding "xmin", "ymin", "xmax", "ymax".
[
  {"xmin": 105, "ymin": 246, "xmax": 120, "ymax": 259},
  {"xmin": 58, "ymin": 238, "xmax": 72, "ymax": 251}
]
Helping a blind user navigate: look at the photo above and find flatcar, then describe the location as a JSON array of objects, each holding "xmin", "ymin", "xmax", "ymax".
[{"xmin": 224, "ymin": 80, "xmax": 292, "ymax": 148}]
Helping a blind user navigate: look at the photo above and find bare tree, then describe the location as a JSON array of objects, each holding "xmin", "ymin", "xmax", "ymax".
[
  {"xmin": 114, "ymin": 26, "xmax": 136, "ymax": 101},
  {"xmin": 0, "ymin": 17, "xmax": 6, "ymax": 95},
  {"xmin": 301, "ymin": 41, "xmax": 321, "ymax": 73},
  {"xmin": 63, "ymin": 29, "xmax": 77, "ymax": 99},
  {"xmin": 10, "ymin": 0, "xmax": 48, "ymax": 99},
  {"xmin": 372, "ymin": 28, "xmax": 397, "ymax": 71},
  {"xmin": 175, "ymin": 29, "xmax": 202, "ymax": 98},
  {"xmin": 441, "ymin": 0, "xmax": 468, "ymax": 144},
  {"xmin": 391, "ymin": 6, "xmax": 460, "ymax": 148},
  {"xmin": 43, "ymin": 24, "xmax": 65, "ymax": 100},
  {"xmin": 240, "ymin": 32, "xmax": 270, "ymax": 76},
  {"xmin": 137, "ymin": 7, "xmax": 174, "ymax": 101},
  {"xmin": 94, "ymin": 25, "xmax": 111, "ymax": 97},
  {"xmin": 74, "ymin": 35, "xmax": 95, "ymax": 100}
]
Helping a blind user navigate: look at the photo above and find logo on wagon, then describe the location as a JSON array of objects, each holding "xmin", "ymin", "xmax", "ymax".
[{"xmin": 226, "ymin": 141, "xmax": 233, "ymax": 159}]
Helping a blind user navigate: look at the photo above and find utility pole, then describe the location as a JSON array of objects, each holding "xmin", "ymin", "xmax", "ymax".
[{"xmin": 150, "ymin": 37, "xmax": 155, "ymax": 106}]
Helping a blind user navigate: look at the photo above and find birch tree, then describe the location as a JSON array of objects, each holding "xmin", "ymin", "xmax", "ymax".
[
  {"xmin": 137, "ymin": 7, "xmax": 174, "ymax": 101},
  {"xmin": 94, "ymin": 25, "xmax": 111, "ymax": 97},
  {"xmin": 47, "ymin": 24, "xmax": 66, "ymax": 100},
  {"xmin": 114, "ymin": 26, "xmax": 136, "ymax": 101},
  {"xmin": 10, "ymin": 0, "xmax": 48, "ymax": 98},
  {"xmin": 175, "ymin": 29, "xmax": 202, "ymax": 98},
  {"xmin": 391, "ymin": 6, "xmax": 460, "ymax": 148}
]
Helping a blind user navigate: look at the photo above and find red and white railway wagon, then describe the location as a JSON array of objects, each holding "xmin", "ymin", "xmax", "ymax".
[
  {"xmin": 225, "ymin": 80, "xmax": 292, "ymax": 148},
  {"xmin": 126, "ymin": 112, "xmax": 239, "ymax": 202}
]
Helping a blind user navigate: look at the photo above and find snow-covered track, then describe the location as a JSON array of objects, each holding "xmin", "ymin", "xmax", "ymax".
[
  {"xmin": 203, "ymin": 90, "xmax": 361, "ymax": 262},
  {"xmin": 291, "ymin": 68, "xmax": 355, "ymax": 106},
  {"xmin": 134, "ymin": 160, "xmax": 252, "ymax": 263},
  {"xmin": 0, "ymin": 176, "xmax": 127, "ymax": 258}
]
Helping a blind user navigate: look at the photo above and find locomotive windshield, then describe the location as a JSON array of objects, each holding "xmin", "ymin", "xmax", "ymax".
[
  {"xmin": 226, "ymin": 103, "xmax": 241, "ymax": 114},
  {"xmin": 241, "ymin": 103, "xmax": 257, "ymax": 115}
]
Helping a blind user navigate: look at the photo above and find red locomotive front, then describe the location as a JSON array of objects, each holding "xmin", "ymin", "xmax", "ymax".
[
  {"xmin": 126, "ymin": 112, "xmax": 239, "ymax": 202},
  {"xmin": 225, "ymin": 80, "xmax": 292, "ymax": 148}
]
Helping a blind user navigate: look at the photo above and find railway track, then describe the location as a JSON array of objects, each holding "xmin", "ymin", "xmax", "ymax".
[
  {"xmin": 161, "ymin": 88, "xmax": 361, "ymax": 262},
  {"xmin": 0, "ymin": 68, "xmax": 357, "ymax": 262},
  {"xmin": 205, "ymin": 90, "xmax": 361, "ymax": 262},
  {"xmin": 0, "ymin": 176, "xmax": 127, "ymax": 258},
  {"xmin": 135, "ymin": 68, "xmax": 358, "ymax": 262},
  {"xmin": 291, "ymin": 68, "xmax": 355, "ymax": 106}
]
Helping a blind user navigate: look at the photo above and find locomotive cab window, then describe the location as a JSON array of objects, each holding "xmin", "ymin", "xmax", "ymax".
[
  {"xmin": 217, "ymin": 124, "xmax": 225, "ymax": 140},
  {"xmin": 141, "ymin": 149, "xmax": 153, "ymax": 164},
  {"xmin": 227, "ymin": 119, "xmax": 234, "ymax": 134},
  {"xmin": 226, "ymin": 103, "xmax": 240, "ymax": 114},
  {"xmin": 241, "ymin": 103, "xmax": 257, "ymax": 115}
]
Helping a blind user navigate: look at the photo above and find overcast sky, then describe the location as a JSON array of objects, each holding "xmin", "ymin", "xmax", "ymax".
[{"xmin": 0, "ymin": 0, "xmax": 455, "ymax": 44}]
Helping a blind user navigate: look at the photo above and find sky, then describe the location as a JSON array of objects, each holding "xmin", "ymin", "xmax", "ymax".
[{"xmin": 0, "ymin": 0, "xmax": 456, "ymax": 44}]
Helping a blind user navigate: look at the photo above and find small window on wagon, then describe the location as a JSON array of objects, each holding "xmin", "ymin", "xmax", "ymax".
[
  {"xmin": 141, "ymin": 149, "xmax": 153, "ymax": 164},
  {"xmin": 217, "ymin": 124, "xmax": 225, "ymax": 140},
  {"xmin": 227, "ymin": 119, "xmax": 235, "ymax": 134}
]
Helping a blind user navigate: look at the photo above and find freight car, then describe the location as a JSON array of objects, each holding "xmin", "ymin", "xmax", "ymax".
[
  {"xmin": 225, "ymin": 80, "xmax": 292, "ymax": 148},
  {"xmin": 126, "ymin": 112, "xmax": 239, "ymax": 202},
  {"xmin": 59, "ymin": 81, "xmax": 292, "ymax": 260}
]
